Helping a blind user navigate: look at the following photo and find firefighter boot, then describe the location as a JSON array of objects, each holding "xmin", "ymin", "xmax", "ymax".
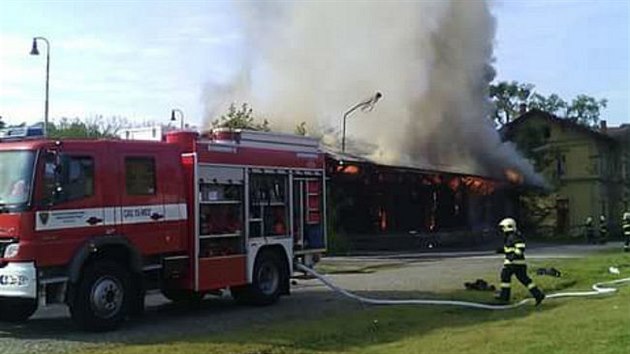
[
  {"xmin": 495, "ymin": 284, "xmax": 511, "ymax": 302},
  {"xmin": 529, "ymin": 286, "xmax": 545, "ymax": 306}
]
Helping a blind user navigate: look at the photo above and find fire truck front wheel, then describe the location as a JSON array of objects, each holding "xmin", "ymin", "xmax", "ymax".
[
  {"xmin": 233, "ymin": 250, "xmax": 286, "ymax": 306},
  {"xmin": 0, "ymin": 298, "xmax": 37, "ymax": 322},
  {"xmin": 69, "ymin": 261, "xmax": 131, "ymax": 332}
]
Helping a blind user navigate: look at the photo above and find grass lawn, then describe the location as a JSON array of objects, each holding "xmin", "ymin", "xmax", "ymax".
[{"xmin": 83, "ymin": 251, "xmax": 630, "ymax": 354}]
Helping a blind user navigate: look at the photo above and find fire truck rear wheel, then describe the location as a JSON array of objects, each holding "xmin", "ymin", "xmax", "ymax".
[
  {"xmin": 233, "ymin": 250, "xmax": 285, "ymax": 306},
  {"xmin": 69, "ymin": 261, "xmax": 131, "ymax": 332},
  {"xmin": 0, "ymin": 298, "xmax": 38, "ymax": 322}
]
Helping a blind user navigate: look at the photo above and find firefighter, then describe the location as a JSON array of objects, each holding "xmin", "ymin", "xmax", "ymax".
[
  {"xmin": 495, "ymin": 218, "xmax": 545, "ymax": 305},
  {"xmin": 598, "ymin": 215, "xmax": 608, "ymax": 244},
  {"xmin": 623, "ymin": 212, "xmax": 630, "ymax": 252},
  {"xmin": 584, "ymin": 217, "xmax": 595, "ymax": 244}
]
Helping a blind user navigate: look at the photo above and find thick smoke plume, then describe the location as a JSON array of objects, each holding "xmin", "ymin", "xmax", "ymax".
[{"xmin": 204, "ymin": 1, "xmax": 544, "ymax": 186}]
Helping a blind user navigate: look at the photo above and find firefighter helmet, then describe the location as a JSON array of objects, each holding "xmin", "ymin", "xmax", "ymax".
[
  {"xmin": 600, "ymin": 215, "xmax": 606, "ymax": 222},
  {"xmin": 624, "ymin": 212, "xmax": 630, "ymax": 221},
  {"xmin": 499, "ymin": 218, "xmax": 517, "ymax": 233},
  {"xmin": 585, "ymin": 217, "xmax": 593, "ymax": 224}
]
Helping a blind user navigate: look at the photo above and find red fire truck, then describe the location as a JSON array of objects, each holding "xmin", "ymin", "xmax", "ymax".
[{"xmin": 0, "ymin": 127, "xmax": 326, "ymax": 331}]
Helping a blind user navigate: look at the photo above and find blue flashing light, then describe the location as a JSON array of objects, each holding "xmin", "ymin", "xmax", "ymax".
[{"xmin": 0, "ymin": 126, "xmax": 45, "ymax": 141}]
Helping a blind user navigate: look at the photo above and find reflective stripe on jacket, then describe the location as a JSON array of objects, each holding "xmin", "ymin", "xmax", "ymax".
[{"xmin": 503, "ymin": 232, "xmax": 526, "ymax": 265}]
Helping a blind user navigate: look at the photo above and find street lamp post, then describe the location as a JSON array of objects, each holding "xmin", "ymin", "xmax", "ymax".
[
  {"xmin": 342, "ymin": 92, "xmax": 382, "ymax": 153},
  {"xmin": 171, "ymin": 109, "xmax": 185, "ymax": 129},
  {"xmin": 30, "ymin": 37, "xmax": 51, "ymax": 137}
]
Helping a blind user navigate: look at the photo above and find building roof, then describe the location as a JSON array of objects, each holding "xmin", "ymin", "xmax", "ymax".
[
  {"xmin": 606, "ymin": 124, "xmax": 630, "ymax": 142},
  {"xmin": 501, "ymin": 109, "xmax": 616, "ymax": 144},
  {"xmin": 325, "ymin": 147, "xmax": 508, "ymax": 182}
]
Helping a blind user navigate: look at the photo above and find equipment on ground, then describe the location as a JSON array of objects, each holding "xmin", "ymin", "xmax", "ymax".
[
  {"xmin": 536, "ymin": 267, "xmax": 562, "ymax": 277},
  {"xmin": 464, "ymin": 279, "xmax": 496, "ymax": 291}
]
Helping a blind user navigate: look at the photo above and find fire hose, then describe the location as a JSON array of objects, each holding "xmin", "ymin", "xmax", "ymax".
[{"xmin": 295, "ymin": 263, "xmax": 630, "ymax": 310}]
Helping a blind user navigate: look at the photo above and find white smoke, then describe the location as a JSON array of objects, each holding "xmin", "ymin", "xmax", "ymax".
[{"xmin": 203, "ymin": 0, "xmax": 544, "ymax": 186}]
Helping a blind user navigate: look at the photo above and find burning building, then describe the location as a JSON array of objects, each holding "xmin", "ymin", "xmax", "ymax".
[{"xmin": 326, "ymin": 151, "xmax": 524, "ymax": 251}]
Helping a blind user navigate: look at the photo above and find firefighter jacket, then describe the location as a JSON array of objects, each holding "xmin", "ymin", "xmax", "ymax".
[
  {"xmin": 585, "ymin": 219, "xmax": 593, "ymax": 229},
  {"xmin": 623, "ymin": 219, "xmax": 630, "ymax": 237},
  {"xmin": 503, "ymin": 231, "xmax": 526, "ymax": 265}
]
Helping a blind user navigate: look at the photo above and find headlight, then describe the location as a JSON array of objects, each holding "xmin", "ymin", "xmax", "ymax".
[{"xmin": 3, "ymin": 243, "xmax": 20, "ymax": 258}]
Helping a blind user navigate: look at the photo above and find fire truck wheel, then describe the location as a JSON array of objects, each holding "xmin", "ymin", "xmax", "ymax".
[
  {"xmin": 129, "ymin": 281, "xmax": 145, "ymax": 317},
  {"xmin": 0, "ymin": 298, "xmax": 38, "ymax": 322},
  {"xmin": 69, "ymin": 261, "xmax": 131, "ymax": 332},
  {"xmin": 161, "ymin": 288, "xmax": 205, "ymax": 305},
  {"xmin": 233, "ymin": 250, "xmax": 285, "ymax": 306}
]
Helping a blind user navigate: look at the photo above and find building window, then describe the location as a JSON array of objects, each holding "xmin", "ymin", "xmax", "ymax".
[
  {"xmin": 125, "ymin": 157, "xmax": 156, "ymax": 195},
  {"xmin": 556, "ymin": 154, "xmax": 566, "ymax": 178}
]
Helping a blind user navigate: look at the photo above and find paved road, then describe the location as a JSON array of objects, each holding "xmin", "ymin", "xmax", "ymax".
[{"xmin": 0, "ymin": 242, "xmax": 622, "ymax": 354}]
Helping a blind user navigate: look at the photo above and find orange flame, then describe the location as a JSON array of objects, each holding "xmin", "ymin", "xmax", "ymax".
[
  {"xmin": 378, "ymin": 207, "xmax": 387, "ymax": 231},
  {"xmin": 462, "ymin": 176, "xmax": 496, "ymax": 196},
  {"xmin": 504, "ymin": 168, "xmax": 524, "ymax": 185},
  {"xmin": 336, "ymin": 164, "xmax": 360, "ymax": 174}
]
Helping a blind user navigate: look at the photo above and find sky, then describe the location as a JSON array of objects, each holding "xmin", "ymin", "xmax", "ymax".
[{"xmin": 0, "ymin": 0, "xmax": 628, "ymax": 128}]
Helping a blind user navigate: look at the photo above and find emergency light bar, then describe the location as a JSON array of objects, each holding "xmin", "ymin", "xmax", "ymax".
[{"xmin": 0, "ymin": 126, "xmax": 44, "ymax": 141}]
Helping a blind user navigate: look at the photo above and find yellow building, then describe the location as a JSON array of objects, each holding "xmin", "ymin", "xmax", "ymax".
[{"xmin": 503, "ymin": 109, "xmax": 630, "ymax": 237}]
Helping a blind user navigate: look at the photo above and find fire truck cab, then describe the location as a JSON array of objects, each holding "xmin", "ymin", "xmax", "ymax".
[{"xmin": 0, "ymin": 127, "xmax": 326, "ymax": 331}]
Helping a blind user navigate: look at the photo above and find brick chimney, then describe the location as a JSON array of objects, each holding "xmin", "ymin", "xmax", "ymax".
[{"xmin": 600, "ymin": 120, "xmax": 607, "ymax": 132}]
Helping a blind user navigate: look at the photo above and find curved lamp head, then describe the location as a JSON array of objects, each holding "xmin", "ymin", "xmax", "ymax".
[{"xmin": 30, "ymin": 38, "xmax": 40, "ymax": 56}]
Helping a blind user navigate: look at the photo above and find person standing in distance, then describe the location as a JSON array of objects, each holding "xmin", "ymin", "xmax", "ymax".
[
  {"xmin": 598, "ymin": 215, "xmax": 608, "ymax": 244},
  {"xmin": 622, "ymin": 212, "xmax": 630, "ymax": 252},
  {"xmin": 584, "ymin": 217, "xmax": 595, "ymax": 244}
]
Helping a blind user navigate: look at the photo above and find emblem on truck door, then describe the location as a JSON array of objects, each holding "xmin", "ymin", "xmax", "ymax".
[{"xmin": 39, "ymin": 212, "xmax": 49, "ymax": 225}]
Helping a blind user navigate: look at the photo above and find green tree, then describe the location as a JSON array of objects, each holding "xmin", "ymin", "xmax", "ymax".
[
  {"xmin": 48, "ymin": 116, "xmax": 127, "ymax": 139},
  {"xmin": 490, "ymin": 81, "xmax": 607, "ymax": 128},
  {"xmin": 566, "ymin": 95, "xmax": 608, "ymax": 127},
  {"xmin": 489, "ymin": 81, "xmax": 534, "ymax": 124},
  {"xmin": 528, "ymin": 93, "xmax": 568, "ymax": 116},
  {"xmin": 0, "ymin": 116, "xmax": 5, "ymax": 129},
  {"xmin": 211, "ymin": 103, "xmax": 270, "ymax": 131}
]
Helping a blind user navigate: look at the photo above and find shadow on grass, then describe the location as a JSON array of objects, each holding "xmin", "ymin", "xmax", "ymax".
[
  {"xmin": 1, "ymin": 287, "xmax": 575, "ymax": 354},
  {"xmin": 315, "ymin": 262, "xmax": 409, "ymax": 275},
  {"xmin": 163, "ymin": 289, "xmax": 566, "ymax": 354},
  {"xmin": 0, "ymin": 286, "xmax": 565, "ymax": 348}
]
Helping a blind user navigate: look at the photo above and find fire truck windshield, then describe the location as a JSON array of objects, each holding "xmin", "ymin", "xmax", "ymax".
[{"xmin": 0, "ymin": 151, "xmax": 35, "ymax": 208}]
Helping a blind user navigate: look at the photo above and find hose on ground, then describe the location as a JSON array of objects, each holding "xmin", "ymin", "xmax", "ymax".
[{"xmin": 295, "ymin": 263, "xmax": 630, "ymax": 310}]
